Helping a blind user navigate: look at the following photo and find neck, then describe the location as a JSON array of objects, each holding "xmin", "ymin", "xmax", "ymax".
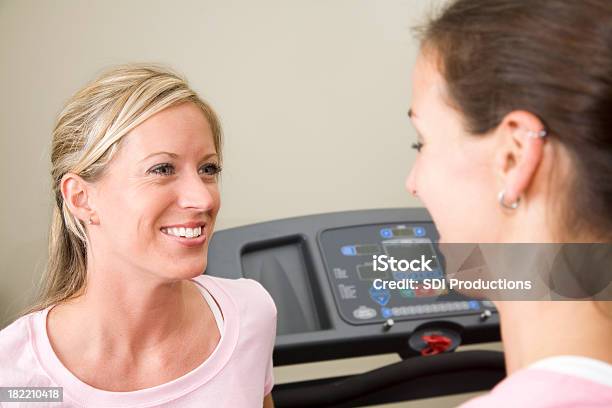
[
  {"xmin": 497, "ymin": 301, "xmax": 612, "ymax": 374},
  {"xmin": 64, "ymin": 251, "xmax": 202, "ymax": 354}
]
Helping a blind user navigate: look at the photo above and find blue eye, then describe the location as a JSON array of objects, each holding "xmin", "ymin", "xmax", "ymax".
[
  {"xmin": 148, "ymin": 163, "xmax": 175, "ymax": 176},
  {"xmin": 199, "ymin": 163, "xmax": 222, "ymax": 177},
  {"xmin": 147, "ymin": 162, "xmax": 221, "ymax": 178}
]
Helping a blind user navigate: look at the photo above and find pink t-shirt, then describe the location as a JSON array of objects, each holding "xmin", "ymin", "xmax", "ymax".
[
  {"xmin": 461, "ymin": 356, "xmax": 612, "ymax": 408},
  {"xmin": 0, "ymin": 275, "xmax": 277, "ymax": 407}
]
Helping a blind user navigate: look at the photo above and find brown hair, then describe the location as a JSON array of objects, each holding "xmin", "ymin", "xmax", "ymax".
[{"xmin": 419, "ymin": 0, "xmax": 612, "ymax": 239}]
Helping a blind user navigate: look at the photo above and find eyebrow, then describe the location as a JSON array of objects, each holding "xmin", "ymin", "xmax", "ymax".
[
  {"xmin": 407, "ymin": 108, "xmax": 425, "ymax": 138},
  {"xmin": 139, "ymin": 151, "xmax": 218, "ymax": 163}
]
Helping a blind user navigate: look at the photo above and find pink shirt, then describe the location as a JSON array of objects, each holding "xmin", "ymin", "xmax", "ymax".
[
  {"xmin": 0, "ymin": 275, "xmax": 277, "ymax": 407},
  {"xmin": 461, "ymin": 356, "xmax": 612, "ymax": 408}
]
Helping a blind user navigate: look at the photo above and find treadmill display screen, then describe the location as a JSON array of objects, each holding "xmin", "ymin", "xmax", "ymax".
[
  {"xmin": 355, "ymin": 244, "xmax": 380, "ymax": 255},
  {"xmin": 357, "ymin": 262, "xmax": 389, "ymax": 281},
  {"xmin": 391, "ymin": 228, "xmax": 414, "ymax": 237}
]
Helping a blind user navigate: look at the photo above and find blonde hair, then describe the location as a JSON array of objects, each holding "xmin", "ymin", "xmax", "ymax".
[{"xmin": 25, "ymin": 64, "xmax": 222, "ymax": 314}]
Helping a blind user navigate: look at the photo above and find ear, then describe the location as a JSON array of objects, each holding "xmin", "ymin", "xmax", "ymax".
[
  {"xmin": 494, "ymin": 110, "xmax": 547, "ymax": 205},
  {"xmin": 61, "ymin": 173, "xmax": 95, "ymax": 224}
]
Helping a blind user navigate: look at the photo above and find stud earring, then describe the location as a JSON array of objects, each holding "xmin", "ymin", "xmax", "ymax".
[
  {"xmin": 88, "ymin": 217, "xmax": 94, "ymax": 225},
  {"xmin": 498, "ymin": 190, "xmax": 520, "ymax": 210}
]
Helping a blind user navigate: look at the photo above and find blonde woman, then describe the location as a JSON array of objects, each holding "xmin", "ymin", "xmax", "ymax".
[{"xmin": 0, "ymin": 65, "xmax": 276, "ymax": 407}]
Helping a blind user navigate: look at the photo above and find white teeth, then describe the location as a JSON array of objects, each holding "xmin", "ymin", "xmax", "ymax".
[{"xmin": 162, "ymin": 226, "xmax": 203, "ymax": 239}]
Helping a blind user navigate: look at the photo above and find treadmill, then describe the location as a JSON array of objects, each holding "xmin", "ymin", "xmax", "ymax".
[{"xmin": 205, "ymin": 208, "xmax": 504, "ymax": 407}]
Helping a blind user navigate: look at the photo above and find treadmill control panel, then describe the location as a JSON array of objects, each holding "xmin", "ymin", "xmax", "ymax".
[
  {"xmin": 206, "ymin": 209, "xmax": 500, "ymax": 365},
  {"xmin": 319, "ymin": 223, "xmax": 487, "ymax": 325}
]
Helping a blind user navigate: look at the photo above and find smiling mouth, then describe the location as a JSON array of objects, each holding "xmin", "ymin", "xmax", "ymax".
[{"xmin": 160, "ymin": 226, "xmax": 204, "ymax": 239}]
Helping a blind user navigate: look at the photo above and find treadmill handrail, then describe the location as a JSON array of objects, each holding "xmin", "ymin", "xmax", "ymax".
[{"xmin": 273, "ymin": 350, "xmax": 506, "ymax": 407}]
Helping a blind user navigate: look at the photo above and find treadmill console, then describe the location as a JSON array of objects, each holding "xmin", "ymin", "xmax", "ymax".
[
  {"xmin": 320, "ymin": 223, "xmax": 482, "ymax": 326},
  {"xmin": 206, "ymin": 209, "xmax": 499, "ymax": 365}
]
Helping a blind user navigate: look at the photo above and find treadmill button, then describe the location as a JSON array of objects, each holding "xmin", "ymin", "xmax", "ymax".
[
  {"xmin": 381, "ymin": 307, "xmax": 393, "ymax": 319},
  {"xmin": 399, "ymin": 288, "xmax": 415, "ymax": 298},
  {"xmin": 413, "ymin": 226, "xmax": 426, "ymax": 237},
  {"xmin": 353, "ymin": 305, "xmax": 377, "ymax": 320},
  {"xmin": 341, "ymin": 245, "xmax": 357, "ymax": 256},
  {"xmin": 380, "ymin": 228, "xmax": 393, "ymax": 238},
  {"xmin": 369, "ymin": 287, "xmax": 391, "ymax": 306}
]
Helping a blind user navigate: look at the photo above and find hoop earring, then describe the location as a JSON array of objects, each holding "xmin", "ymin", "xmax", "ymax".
[
  {"xmin": 498, "ymin": 190, "xmax": 520, "ymax": 210},
  {"xmin": 526, "ymin": 129, "xmax": 548, "ymax": 139}
]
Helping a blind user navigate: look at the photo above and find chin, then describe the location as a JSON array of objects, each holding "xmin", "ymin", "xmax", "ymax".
[{"xmin": 167, "ymin": 258, "xmax": 208, "ymax": 280}]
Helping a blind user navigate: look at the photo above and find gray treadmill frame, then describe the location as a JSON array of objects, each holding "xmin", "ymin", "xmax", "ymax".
[{"xmin": 205, "ymin": 208, "xmax": 500, "ymax": 366}]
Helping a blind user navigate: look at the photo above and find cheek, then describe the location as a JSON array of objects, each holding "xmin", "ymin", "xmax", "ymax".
[
  {"xmin": 415, "ymin": 152, "xmax": 496, "ymax": 241},
  {"xmin": 105, "ymin": 183, "xmax": 169, "ymax": 242},
  {"xmin": 133, "ymin": 211, "xmax": 158, "ymax": 250},
  {"xmin": 207, "ymin": 184, "xmax": 221, "ymax": 222}
]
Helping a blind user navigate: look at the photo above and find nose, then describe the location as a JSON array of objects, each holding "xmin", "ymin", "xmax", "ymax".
[
  {"xmin": 176, "ymin": 170, "xmax": 218, "ymax": 212},
  {"xmin": 405, "ymin": 164, "xmax": 418, "ymax": 197}
]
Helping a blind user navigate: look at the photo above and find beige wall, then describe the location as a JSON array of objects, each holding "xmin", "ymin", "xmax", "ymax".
[
  {"xmin": 0, "ymin": 0, "xmax": 445, "ymax": 326},
  {"xmin": 1, "ymin": 1, "xmax": 496, "ymax": 406}
]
